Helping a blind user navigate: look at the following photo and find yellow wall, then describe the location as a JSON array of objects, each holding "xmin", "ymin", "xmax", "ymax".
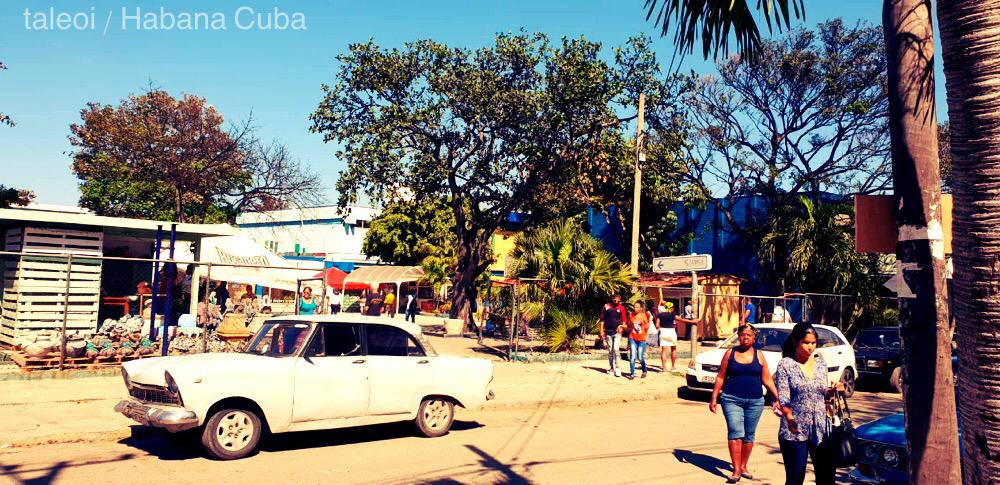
[{"xmin": 489, "ymin": 231, "xmax": 518, "ymax": 275}]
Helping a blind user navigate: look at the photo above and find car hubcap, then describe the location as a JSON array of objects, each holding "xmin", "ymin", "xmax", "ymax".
[
  {"xmin": 423, "ymin": 400, "xmax": 450, "ymax": 430},
  {"xmin": 216, "ymin": 411, "xmax": 254, "ymax": 451},
  {"xmin": 843, "ymin": 370, "xmax": 855, "ymax": 393}
]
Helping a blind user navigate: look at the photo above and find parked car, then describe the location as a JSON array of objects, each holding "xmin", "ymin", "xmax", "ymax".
[
  {"xmin": 685, "ymin": 323, "xmax": 857, "ymax": 397},
  {"xmin": 853, "ymin": 326, "xmax": 903, "ymax": 391},
  {"xmin": 114, "ymin": 315, "xmax": 495, "ymax": 460},
  {"xmin": 849, "ymin": 355, "xmax": 961, "ymax": 484}
]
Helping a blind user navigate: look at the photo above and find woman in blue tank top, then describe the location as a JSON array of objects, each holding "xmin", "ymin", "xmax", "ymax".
[{"xmin": 709, "ymin": 324, "xmax": 780, "ymax": 483}]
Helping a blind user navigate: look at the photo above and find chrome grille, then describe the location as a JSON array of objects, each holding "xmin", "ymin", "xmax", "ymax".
[
  {"xmin": 702, "ymin": 364, "xmax": 720, "ymax": 373},
  {"xmin": 128, "ymin": 384, "xmax": 179, "ymax": 405}
]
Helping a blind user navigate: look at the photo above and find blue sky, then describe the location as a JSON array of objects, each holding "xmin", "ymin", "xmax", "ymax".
[{"xmin": 0, "ymin": 0, "xmax": 940, "ymax": 206}]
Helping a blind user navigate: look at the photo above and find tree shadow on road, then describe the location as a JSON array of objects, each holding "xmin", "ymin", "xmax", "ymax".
[{"xmin": 673, "ymin": 448, "xmax": 732, "ymax": 479}]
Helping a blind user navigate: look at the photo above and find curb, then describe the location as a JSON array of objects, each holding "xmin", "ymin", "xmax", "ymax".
[{"xmin": 0, "ymin": 367, "xmax": 121, "ymax": 382}]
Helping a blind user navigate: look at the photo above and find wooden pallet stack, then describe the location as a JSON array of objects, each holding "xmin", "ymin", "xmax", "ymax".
[
  {"xmin": 1, "ymin": 227, "xmax": 104, "ymax": 345},
  {"xmin": 3, "ymin": 350, "xmax": 157, "ymax": 371}
]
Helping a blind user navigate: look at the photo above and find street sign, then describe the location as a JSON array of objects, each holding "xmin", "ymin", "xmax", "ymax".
[{"xmin": 652, "ymin": 254, "xmax": 713, "ymax": 273}]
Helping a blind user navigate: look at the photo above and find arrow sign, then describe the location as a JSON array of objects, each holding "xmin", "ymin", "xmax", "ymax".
[{"xmin": 651, "ymin": 254, "xmax": 713, "ymax": 273}]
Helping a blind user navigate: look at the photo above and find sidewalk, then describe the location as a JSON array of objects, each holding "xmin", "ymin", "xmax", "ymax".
[{"xmin": 0, "ymin": 350, "xmax": 688, "ymax": 448}]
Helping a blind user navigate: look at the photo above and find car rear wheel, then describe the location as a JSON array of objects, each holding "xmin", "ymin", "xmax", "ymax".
[
  {"xmin": 841, "ymin": 367, "xmax": 856, "ymax": 398},
  {"xmin": 415, "ymin": 398, "xmax": 454, "ymax": 438},
  {"xmin": 201, "ymin": 408, "xmax": 262, "ymax": 460}
]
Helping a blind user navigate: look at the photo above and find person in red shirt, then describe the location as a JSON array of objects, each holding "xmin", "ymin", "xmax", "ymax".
[
  {"xmin": 628, "ymin": 301, "xmax": 651, "ymax": 379},
  {"xmin": 599, "ymin": 295, "xmax": 628, "ymax": 377}
]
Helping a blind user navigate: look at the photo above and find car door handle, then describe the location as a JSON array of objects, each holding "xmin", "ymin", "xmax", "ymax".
[
  {"xmin": 417, "ymin": 360, "xmax": 430, "ymax": 364},
  {"xmin": 352, "ymin": 359, "xmax": 366, "ymax": 364}
]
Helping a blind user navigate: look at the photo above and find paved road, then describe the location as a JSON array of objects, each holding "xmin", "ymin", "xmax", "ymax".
[{"xmin": 0, "ymin": 389, "xmax": 900, "ymax": 485}]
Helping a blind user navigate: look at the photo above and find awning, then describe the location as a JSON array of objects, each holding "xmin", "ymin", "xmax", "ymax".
[
  {"xmin": 315, "ymin": 267, "xmax": 370, "ymax": 291},
  {"xmin": 198, "ymin": 235, "xmax": 316, "ymax": 291},
  {"xmin": 341, "ymin": 265, "xmax": 425, "ymax": 292}
]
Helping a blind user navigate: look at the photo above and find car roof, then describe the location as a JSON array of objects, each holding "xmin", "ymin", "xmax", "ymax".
[{"xmin": 263, "ymin": 314, "xmax": 424, "ymax": 338}]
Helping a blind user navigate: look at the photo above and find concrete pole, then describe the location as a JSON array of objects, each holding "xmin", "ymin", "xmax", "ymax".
[
  {"xmin": 688, "ymin": 271, "xmax": 699, "ymax": 367},
  {"xmin": 630, "ymin": 93, "xmax": 645, "ymax": 276}
]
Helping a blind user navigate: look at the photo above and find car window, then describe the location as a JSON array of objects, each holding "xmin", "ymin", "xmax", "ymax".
[
  {"xmin": 815, "ymin": 328, "xmax": 841, "ymax": 348},
  {"xmin": 366, "ymin": 325, "xmax": 423, "ymax": 357},
  {"xmin": 721, "ymin": 328, "xmax": 790, "ymax": 352},
  {"xmin": 305, "ymin": 324, "xmax": 362, "ymax": 357},
  {"xmin": 855, "ymin": 329, "xmax": 900, "ymax": 348},
  {"xmin": 246, "ymin": 322, "xmax": 312, "ymax": 357}
]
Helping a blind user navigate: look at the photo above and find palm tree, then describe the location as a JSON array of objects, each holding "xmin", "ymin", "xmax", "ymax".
[
  {"xmin": 643, "ymin": 1, "xmax": 961, "ymax": 482},
  {"xmin": 510, "ymin": 218, "xmax": 635, "ymax": 351},
  {"xmin": 938, "ymin": 1, "xmax": 1000, "ymax": 482}
]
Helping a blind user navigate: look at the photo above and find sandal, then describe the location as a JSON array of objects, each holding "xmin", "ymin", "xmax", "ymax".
[
  {"xmin": 725, "ymin": 476, "xmax": 741, "ymax": 484},
  {"xmin": 740, "ymin": 472, "xmax": 753, "ymax": 480}
]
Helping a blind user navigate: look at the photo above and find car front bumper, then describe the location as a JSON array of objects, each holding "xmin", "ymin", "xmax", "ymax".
[
  {"xmin": 685, "ymin": 369, "xmax": 716, "ymax": 391},
  {"xmin": 114, "ymin": 399, "xmax": 199, "ymax": 433}
]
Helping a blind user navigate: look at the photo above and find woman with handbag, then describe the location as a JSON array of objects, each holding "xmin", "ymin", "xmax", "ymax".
[
  {"xmin": 709, "ymin": 324, "xmax": 780, "ymax": 483},
  {"xmin": 775, "ymin": 323, "xmax": 845, "ymax": 485}
]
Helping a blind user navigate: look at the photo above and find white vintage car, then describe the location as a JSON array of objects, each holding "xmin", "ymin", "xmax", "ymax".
[{"xmin": 114, "ymin": 315, "xmax": 495, "ymax": 460}]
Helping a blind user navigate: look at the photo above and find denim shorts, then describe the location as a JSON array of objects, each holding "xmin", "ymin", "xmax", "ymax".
[{"xmin": 720, "ymin": 393, "xmax": 765, "ymax": 442}]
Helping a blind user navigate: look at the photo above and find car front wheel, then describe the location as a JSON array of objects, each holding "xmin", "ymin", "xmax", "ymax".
[
  {"xmin": 201, "ymin": 408, "xmax": 262, "ymax": 460},
  {"xmin": 840, "ymin": 367, "xmax": 856, "ymax": 398},
  {"xmin": 890, "ymin": 366, "xmax": 903, "ymax": 393},
  {"xmin": 415, "ymin": 398, "xmax": 455, "ymax": 438}
]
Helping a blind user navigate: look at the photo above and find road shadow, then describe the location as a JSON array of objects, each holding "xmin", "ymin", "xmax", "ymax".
[
  {"xmin": 0, "ymin": 454, "xmax": 136, "ymax": 485},
  {"xmin": 118, "ymin": 420, "xmax": 484, "ymax": 460},
  {"xmin": 678, "ymin": 386, "xmax": 712, "ymax": 402},
  {"xmin": 673, "ymin": 448, "xmax": 731, "ymax": 479}
]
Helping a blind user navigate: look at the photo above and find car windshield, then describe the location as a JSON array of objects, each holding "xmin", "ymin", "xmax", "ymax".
[
  {"xmin": 855, "ymin": 329, "xmax": 900, "ymax": 348},
  {"xmin": 721, "ymin": 328, "xmax": 790, "ymax": 352},
  {"xmin": 245, "ymin": 321, "xmax": 312, "ymax": 356}
]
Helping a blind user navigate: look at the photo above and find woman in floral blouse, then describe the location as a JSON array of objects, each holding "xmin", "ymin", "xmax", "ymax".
[{"xmin": 775, "ymin": 323, "xmax": 844, "ymax": 485}]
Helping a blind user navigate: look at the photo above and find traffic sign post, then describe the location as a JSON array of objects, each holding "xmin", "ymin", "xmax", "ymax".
[{"xmin": 652, "ymin": 254, "xmax": 713, "ymax": 273}]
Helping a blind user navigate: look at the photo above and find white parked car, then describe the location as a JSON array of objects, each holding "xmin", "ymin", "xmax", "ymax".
[
  {"xmin": 114, "ymin": 315, "xmax": 495, "ymax": 460},
  {"xmin": 685, "ymin": 323, "xmax": 857, "ymax": 398}
]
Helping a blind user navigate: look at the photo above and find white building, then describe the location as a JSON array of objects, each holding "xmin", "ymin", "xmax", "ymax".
[{"xmin": 235, "ymin": 206, "xmax": 380, "ymax": 269}]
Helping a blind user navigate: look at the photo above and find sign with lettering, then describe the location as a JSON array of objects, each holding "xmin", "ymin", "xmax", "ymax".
[{"xmin": 652, "ymin": 254, "xmax": 713, "ymax": 273}]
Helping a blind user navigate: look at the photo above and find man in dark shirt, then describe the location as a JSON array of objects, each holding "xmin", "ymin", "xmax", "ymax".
[
  {"xmin": 599, "ymin": 294, "xmax": 628, "ymax": 377},
  {"xmin": 364, "ymin": 285, "xmax": 385, "ymax": 316}
]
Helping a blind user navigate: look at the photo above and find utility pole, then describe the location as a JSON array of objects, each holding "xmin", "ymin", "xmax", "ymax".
[{"xmin": 630, "ymin": 93, "xmax": 645, "ymax": 276}]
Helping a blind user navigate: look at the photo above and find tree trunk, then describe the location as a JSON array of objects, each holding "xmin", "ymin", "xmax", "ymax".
[
  {"xmin": 449, "ymin": 235, "xmax": 486, "ymax": 321},
  {"xmin": 938, "ymin": 1, "xmax": 1000, "ymax": 482},
  {"xmin": 882, "ymin": 1, "xmax": 963, "ymax": 483}
]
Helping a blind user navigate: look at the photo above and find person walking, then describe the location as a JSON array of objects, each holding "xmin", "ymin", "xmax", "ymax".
[
  {"xmin": 655, "ymin": 302, "xmax": 693, "ymax": 372},
  {"xmin": 775, "ymin": 322, "xmax": 844, "ymax": 485},
  {"xmin": 329, "ymin": 288, "xmax": 343, "ymax": 314},
  {"xmin": 298, "ymin": 286, "xmax": 318, "ymax": 315},
  {"xmin": 741, "ymin": 299, "xmax": 756, "ymax": 325},
  {"xmin": 215, "ymin": 281, "xmax": 229, "ymax": 314},
  {"xmin": 599, "ymin": 295, "xmax": 628, "ymax": 377},
  {"xmin": 364, "ymin": 285, "xmax": 385, "ymax": 316},
  {"xmin": 405, "ymin": 289, "xmax": 418, "ymax": 323},
  {"xmin": 628, "ymin": 301, "xmax": 651, "ymax": 380},
  {"xmin": 709, "ymin": 324, "xmax": 780, "ymax": 483},
  {"xmin": 385, "ymin": 289, "xmax": 397, "ymax": 318}
]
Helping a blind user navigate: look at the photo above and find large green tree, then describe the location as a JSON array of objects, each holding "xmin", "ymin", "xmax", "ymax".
[
  {"xmin": 644, "ymin": 1, "xmax": 960, "ymax": 483},
  {"xmin": 311, "ymin": 32, "xmax": 684, "ymax": 320},
  {"xmin": 70, "ymin": 89, "xmax": 322, "ymax": 223},
  {"xmin": 363, "ymin": 198, "xmax": 456, "ymax": 265}
]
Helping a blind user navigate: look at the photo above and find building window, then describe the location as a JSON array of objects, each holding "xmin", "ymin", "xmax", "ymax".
[{"xmin": 354, "ymin": 220, "xmax": 370, "ymax": 229}]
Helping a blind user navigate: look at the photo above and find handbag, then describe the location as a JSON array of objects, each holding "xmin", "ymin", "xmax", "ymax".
[{"xmin": 828, "ymin": 393, "xmax": 858, "ymax": 467}]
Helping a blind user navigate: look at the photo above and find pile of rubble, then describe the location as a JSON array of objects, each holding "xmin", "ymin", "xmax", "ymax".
[{"xmin": 10, "ymin": 315, "xmax": 246, "ymax": 362}]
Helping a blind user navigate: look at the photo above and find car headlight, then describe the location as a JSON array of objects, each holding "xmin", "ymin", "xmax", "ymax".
[
  {"xmin": 688, "ymin": 361, "xmax": 696, "ymax": 370},
  {"xmin": 861, "ymin": 442, "xmax": 879, "ymax": 463},
  {"xmin": 164, "ymin": 371, "xmax": 183, "ymax": 406},
  {"xmin": 121, "ymin": 367, "xmax": 130, "ymax": 389},
  {"xmin": 881, "ymin": 447, "xmax": 900, "ymax": 467}
]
